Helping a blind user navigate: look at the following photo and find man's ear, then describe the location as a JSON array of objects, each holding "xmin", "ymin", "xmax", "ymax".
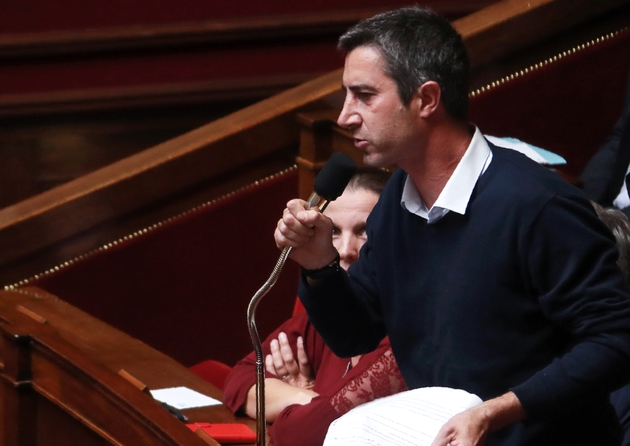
[{"xmin": 415, "ymin": 81, "xmax": 441, "ymax": 118}]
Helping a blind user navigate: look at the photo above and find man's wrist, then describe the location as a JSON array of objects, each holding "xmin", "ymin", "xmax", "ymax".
[
  {"xmin": 479, "ymin": 391, "xmax": 526, "ymax": 433},
  {"xmin": 301, "ymin": 253, "xmax": 341, "ymax": 281}
]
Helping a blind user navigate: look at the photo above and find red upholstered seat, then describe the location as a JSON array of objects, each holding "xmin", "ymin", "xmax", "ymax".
[{"xmin": 189, "ymin": 359, "xmax": 234, "ymax": 391}]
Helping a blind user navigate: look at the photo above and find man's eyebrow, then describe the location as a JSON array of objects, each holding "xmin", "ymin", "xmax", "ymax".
[{"xmin": 341, "ymin": 83, "xmax": 378, "ymax": 93}]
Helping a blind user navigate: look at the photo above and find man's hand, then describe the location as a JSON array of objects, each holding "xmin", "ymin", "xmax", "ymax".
[
  {"xmin": 274, "ymin": 199, "xmax": 339, "ymax": 270},
  {"xmin": 431, "ymin": 392, "xmax": 525, "ymax": 446},
  {"xmin": 266, "ymin": 332, "xmax": 315, "ymax": 389},
  {"xmin": 430, "ymin": 404, "xmax": 490, "ymax": 446}
]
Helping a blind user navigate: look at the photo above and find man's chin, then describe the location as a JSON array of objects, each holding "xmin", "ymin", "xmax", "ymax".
[{"xmin": 362, "ymin": 153, "xmax": 388, "ymax": 169}]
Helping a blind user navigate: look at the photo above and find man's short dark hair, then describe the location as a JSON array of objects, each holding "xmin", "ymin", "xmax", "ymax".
[{"xmin": 338, "ymin": 6, "xmax": 470, "ymax": 121}]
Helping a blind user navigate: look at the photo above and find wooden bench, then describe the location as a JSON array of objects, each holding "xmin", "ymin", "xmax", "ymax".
[{"xmin": 0, "ymin": 286, "xmax": 252, "ymax": 446}]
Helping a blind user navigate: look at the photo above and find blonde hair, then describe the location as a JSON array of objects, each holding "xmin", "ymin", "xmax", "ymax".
[
  {"xmin": 592, "ymin": 202, "xmax": 630, "ymax": 284},
  {"xmin": 346, "ymin": 167, "xmax": 391, "ymax": 196}
]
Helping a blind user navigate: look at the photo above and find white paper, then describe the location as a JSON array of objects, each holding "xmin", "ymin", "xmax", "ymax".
[
  {"xmin": 323, "ymin": 387, "xmax": 482, "ymax": 446},
  {"xmin": 150, "ymin": 386, "xmax": 222, "ymax": 409}
]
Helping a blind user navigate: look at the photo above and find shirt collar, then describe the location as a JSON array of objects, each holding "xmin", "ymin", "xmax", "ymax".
[{"xmin": 401, "ymin": 127, "xmax": 492, "ymax": 223}]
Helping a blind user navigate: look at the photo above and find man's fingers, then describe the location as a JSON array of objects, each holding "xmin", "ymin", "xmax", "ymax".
[
  {"xmin": 283, "ymin": 200, "xmax": 317, "ymax": 232},
  {"xmin": 273, "ymin": 198, "xmax": 338, "ymax": 270},
  {"xmin": 278, "ymin": 199, "xmax": 334, "ymax": 240},
  {"xmin": 274, "ymin": 208, "xmax": 316, "ymax": 249},
  {"xmin": 430, "ymin": 407, "xmax": 490, "ymax": 446}
]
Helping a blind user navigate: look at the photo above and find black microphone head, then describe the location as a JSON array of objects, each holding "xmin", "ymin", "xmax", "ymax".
[{"xmin": 314, "ymin": 153, "xmax": 357, "ymax": 201}]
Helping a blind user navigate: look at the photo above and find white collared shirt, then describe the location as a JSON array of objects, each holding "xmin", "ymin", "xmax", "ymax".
[
  {"xmin": 613, "ymin": 163, "xmax": 630, "ymax": 209},
  {"xmin": 401, "ymin": 127, "xmax": 493, "ymax": 223}
]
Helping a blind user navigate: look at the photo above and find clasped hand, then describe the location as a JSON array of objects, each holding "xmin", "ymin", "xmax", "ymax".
[
  {"xmin": 266, "ymin": 332, "xmax": 315, "ymax": 389},
  {"xmin": 274, "ymin": 199, "xmax": 338, "ymax": 270}
]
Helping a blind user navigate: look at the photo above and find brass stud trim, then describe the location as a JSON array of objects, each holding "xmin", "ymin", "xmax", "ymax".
[
  {"xmin": 4, "ymin": 165, "xmax": 298, "ymax": 290},
  {"xmin": 469, "ymin": 28, "xmax": 628, "ymax": 98}
]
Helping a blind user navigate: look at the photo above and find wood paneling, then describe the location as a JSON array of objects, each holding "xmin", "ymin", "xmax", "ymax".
[
  {"xmin": 0, "ymin": 2, "xmax": 493, "ymax": 214},
  {"xmin": 1, "ymin": 0, "xmax": 629, "ymax": 286}
]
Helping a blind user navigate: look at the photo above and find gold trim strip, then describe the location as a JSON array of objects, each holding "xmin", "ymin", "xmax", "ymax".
[
  {"xmin": 470, "ymin": 27, "xmax": 629, "ymax": 98},
  {"xmin": 5, "ymin": 165, "xmax": 298, "ymax": 291},
  {"xmin": 6, "ymin": 26, "xmax": 629, "ymax": 291}
]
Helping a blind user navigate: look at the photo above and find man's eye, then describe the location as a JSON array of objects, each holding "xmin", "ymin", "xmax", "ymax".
[
  {"xmin": 357, "ymin": 92, "xmax": 373, "ymax": 102},
  {"xmin": 332, "ymin": 227, "xmax": 340, "ymax": 237}
]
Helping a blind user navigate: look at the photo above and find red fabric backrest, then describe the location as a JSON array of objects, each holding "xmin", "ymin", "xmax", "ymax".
[
  {"xmin": 469, "ymin": 28, "xmax": 630, "ymax": 180},
  {"xmin": 29, "ymin": 169, "xmax": 301, "ymax": 367},
  {"xmin": 189, "ymin": 359, "xmax": 233, "ymax": 390}
]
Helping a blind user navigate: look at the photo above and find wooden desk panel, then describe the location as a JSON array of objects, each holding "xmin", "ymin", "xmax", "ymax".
[{"xmin": 0, "ymin": 287, "xmax": 263, "ymax": 446}]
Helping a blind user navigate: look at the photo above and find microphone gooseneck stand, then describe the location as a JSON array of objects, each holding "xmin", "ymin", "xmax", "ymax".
[
  {"xmin": 246, "ymin": 153, "xmax": 357, "ymax": 446},
  {"xmin": 246, "ymin": 246, "xmax": 289, "ymax": 446},
  {"xmin": 246, "ymin": 192, "xmax": 331, "ymax": 446}
]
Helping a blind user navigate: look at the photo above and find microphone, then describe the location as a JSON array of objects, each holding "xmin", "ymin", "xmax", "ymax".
[
  {"xmin": 247, "ymin": 153, "xmax": 357, "ymax": 446},
  {"xmin": 306, "ymin": 152, "xmax": 359, "ymax": 210}
]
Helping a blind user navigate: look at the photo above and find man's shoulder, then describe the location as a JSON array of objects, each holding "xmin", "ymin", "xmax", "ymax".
[
  {"xmin": 472, "ymin": 146, "xmax": 598, "ymax": 229},
  {"xmin": 486, "ymin": 146, "xmax": 583, "ymax": 201}
]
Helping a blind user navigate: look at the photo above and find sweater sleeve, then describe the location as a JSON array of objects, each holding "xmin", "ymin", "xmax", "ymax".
[
  {"xmin": 298, "ymin": 265, "xmax": 387, "ymax": 358},
  {"xmin": 297, "ymin": 172, "xmax": 408, "ymax": 358},
  {"xmin": 511, "ymin": 193, "xmax": 630, "ymax": 419}
]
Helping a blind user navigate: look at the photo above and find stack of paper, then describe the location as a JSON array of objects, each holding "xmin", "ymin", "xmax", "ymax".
[{"xmin": 323, "ymin": 387, "xmax": 482, "ymax": 446}]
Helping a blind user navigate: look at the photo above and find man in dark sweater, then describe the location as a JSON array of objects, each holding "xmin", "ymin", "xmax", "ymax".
[{"xmin": 274, "ymin": 6, "xmax": 630, "ymax": 445}]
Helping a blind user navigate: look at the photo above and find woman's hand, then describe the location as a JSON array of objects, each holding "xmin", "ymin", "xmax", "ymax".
[{"xmin": 266, "ymin": 332, "xmax": 315, "ymax": 389}]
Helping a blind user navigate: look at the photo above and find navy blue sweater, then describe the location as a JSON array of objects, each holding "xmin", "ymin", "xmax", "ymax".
[{"xmin": 299, "ymin": 146, "xmax": 630, "ymax": 445}]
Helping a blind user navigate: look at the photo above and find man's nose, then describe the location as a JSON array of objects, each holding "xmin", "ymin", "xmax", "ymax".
[{"xmin": 337, "ymin": 99, "xmax": 360, "ymax": 130}]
